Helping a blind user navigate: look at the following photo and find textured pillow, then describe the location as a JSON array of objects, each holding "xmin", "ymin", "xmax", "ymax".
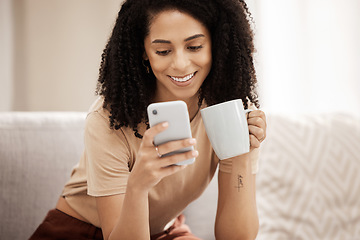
[{"xmin": 256, "ymin": 113, "xmax": 360, "ymax": 239}]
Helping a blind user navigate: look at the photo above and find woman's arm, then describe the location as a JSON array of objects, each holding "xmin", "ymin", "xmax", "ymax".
[
  {"xmin": 215, "ymin": 110, "xmax": 266, "ymax": 240},
  {"xmin": 96, "ymin": 188, "xmax": 149, "ymax": 240},
  {"xmin": 96, "ymin": 122, "xmax": 198, "ymax": 240},
  {"xmin": 215, "ymin": 154, "xmax": 258, "ymax": 240}
]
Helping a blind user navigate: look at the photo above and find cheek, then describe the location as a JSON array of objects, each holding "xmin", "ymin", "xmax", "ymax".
[
  {"xmin": 149, "ymin": 57, "xmax": 170, "ymax": 74},
  {"xmin": 196, "ymin": 51, "xmax": 212, "ymax": 71}
]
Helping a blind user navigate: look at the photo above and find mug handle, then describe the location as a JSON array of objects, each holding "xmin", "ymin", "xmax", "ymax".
[
  {"xmin": 244, "ymin": 109, "xmax": 253, "ymax": 119},
  {"xmin": 244, "ymin": 109, "xmax": 254, "ymax": 148}
]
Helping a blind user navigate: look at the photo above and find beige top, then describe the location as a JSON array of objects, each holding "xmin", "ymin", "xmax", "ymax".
[{"xmin": 62, "ymin": 97, "xmax": 259, "ymax": 234}]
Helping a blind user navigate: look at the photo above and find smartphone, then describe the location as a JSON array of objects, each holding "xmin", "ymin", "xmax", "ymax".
[{"xmin": 147, "ymin": 100, "xmax": 195, "ymax": 165}]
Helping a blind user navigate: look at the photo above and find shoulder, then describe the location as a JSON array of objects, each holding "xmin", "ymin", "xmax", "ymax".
[
  {"xmin": 84, "ymin": 97, "xmax": 127, "ymax": 143},
  {"xmin": 84, "ymin": 97, "xmax": 142, "ymax": 150},
  {"xmin": 86, "ymin": 96, "xmax": 111, "ymax": 122}
]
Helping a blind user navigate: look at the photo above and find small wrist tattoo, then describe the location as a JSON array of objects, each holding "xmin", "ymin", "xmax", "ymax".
[{"xmin": 235, "ymin": 174, "xmax": 244, "ymax": 192}]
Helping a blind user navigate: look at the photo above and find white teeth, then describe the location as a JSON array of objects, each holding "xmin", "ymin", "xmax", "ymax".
[{"xmin": 170, "ymin": 72, "xmax": 195, "ymax": 82}]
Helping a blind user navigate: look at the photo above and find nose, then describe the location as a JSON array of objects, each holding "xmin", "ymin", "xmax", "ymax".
[{"xmin": 171, "ymin": 50, "xmax": 190, "ymax": 72}]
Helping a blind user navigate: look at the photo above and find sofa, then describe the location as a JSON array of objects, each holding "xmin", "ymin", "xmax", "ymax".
[{"xmin": 1, "ymin": 111, "xmax": 359, "ymax": 240}]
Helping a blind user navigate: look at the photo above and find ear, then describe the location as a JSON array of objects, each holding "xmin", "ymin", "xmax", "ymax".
[{"xmin": 143, "ymin": 51, "xmax": 149, "ymax": 61}]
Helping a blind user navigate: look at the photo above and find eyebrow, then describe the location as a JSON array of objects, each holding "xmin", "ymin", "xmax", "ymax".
[
  {"xmin": 151, "ymin": 34, "xmax": 205, "ymax": 44},
  {"xmin": 184, "ymin": 34, "xmax": 205, "ymax": 42}
]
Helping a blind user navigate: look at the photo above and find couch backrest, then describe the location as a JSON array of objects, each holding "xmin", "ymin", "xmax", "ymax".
[
  {"xmin": 184, "ymin": 112, "xmax": 360, "ymax": 239},
  {"xmin": 256, "ymin": 113, "xmax": 360, "ymax": 239},
  {"xmin": 0, "ymin": 112, "xmax": 87, "ymax": 240},
  {"xmin": 1, "ymin": 112, "xmax": 360, "ymax": 240}
]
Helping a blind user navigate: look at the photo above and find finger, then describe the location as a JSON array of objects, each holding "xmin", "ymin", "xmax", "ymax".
[
  {"xmin": 248, "ymin": 125, "xmax": 265, "ymax": 142},
  {"xmin": 247, "ymin": 116, "xmax": 266, "ymax": 129},
  {"xmin": 154, "ymin": 146, "xmax": 162, "ymax": 158},
  {"xmin": 159, "ymin": 150, "xmax": 199, "ymax": 167},
  {"xmin": 249, "ymin": 134, "xmax": 261, "ymax": 148},
  {"xmin": 142, "ymin": 122, "xmax": 169, "ymax": 146},
  {"xmin": 158, "ymin": 164, "xmax": 188, "ymax": 178},
  {"xmin": 157, "ymin": 138, "xmax": 196, "ymax": 156},
  {"xmin": 248, "ymin": 110, "xmax": 266, "ymax": 124}
]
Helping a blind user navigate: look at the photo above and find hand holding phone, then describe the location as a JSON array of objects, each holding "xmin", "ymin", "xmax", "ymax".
[{"xmin": 147, "ymin": 101, "xmax": 195, "ymax": 165}]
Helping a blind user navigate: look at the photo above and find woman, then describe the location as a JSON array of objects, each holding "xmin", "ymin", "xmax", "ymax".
[{"xmin": 30, "ymin": 0, "xmax": 266, "ymax": 239}]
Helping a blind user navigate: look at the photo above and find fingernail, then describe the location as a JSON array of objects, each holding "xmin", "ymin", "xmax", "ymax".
[
  {"xmin": 188, "ymin": 138, "xmax": 196, "ymax": 144},
  {"xmin": 162, "ymin": 122, "xmax": 168, "ymax": 127},
  {"xmin": 192, "ymin": 150, "xmax": 199, "ymax": 157}
]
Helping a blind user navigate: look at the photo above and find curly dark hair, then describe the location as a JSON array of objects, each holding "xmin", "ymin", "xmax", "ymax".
[{"xmin": 96, "ymin": 0, "xmax": 259, "ymax": 137}]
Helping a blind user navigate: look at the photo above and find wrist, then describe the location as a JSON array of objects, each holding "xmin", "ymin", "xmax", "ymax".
[
  {"xmin": 126, "ymin": 176, "xmax": 151, "ymax": 196},
  {"xmin": 230, "ymin": 153, "xmax": 252, "ymax": 169},
  {"xmin": 125, "ymin": 185, "xmax": 149, "ymax": 204}
]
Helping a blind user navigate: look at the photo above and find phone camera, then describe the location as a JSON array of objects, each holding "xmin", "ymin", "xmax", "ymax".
[{"xmin": 152, "ymin": 110, "xmax": 158, "ymax": 115}]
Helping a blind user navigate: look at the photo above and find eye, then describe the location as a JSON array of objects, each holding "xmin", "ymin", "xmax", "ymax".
[
  {"xmin": 188, "ymin": 45, "xmax": 203, "ymax": 51},
  {"xmin": 156, "ymin": 50, "xmax": 171, "ymax": 56}
]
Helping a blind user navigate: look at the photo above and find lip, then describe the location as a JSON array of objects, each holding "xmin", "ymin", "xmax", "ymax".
[{"xmin": 168, "ymin": 72, "xmax": 197, "ymax": 87}]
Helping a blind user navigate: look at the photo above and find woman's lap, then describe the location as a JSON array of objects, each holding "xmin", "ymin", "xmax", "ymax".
[
  {"xmin": 29, "ymin": 209, "xmax": 103, "ymax": 240},
  {"xmin": 29, "ymin": 209, "xmax": 201, "ymax": 240}
]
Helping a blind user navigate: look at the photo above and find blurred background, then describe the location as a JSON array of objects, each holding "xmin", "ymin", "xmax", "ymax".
[
  {"xmin": 249, "ymin": 0, "xmax": 360, "ymax": 116},
  {"xmin": 0, "ymin": 0, "xmax": 123, "ymax": 111},
  {"xmin": 1, "ymin": 0, "xmax": 360, "ymax": 116}
]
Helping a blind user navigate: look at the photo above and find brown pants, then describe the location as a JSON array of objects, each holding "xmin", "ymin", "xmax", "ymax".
[{"xmin": 29, "ymin": 209, "xmax": 202, "ymax": 240}]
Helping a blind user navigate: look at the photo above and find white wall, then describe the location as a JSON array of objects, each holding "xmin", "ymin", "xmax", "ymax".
[
  {"xmin": 4, "ymin": 0, "xmax": 359, "ymax": 114},
  {"xmin": 0, "ymin": 0, "xmax": 14, "ymax": 111},
  {"xmin": 5, "ymin": 0, "xmax": 123, "ymax": 111},
  {"xmin": 251, "ymin": 0, "xmax": 360, "ymax": 116}
]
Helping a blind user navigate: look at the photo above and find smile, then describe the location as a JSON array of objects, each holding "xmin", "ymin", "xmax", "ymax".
[{"xmin": 169, "ymin": 72, "xmax": 196, "ymax": 82}]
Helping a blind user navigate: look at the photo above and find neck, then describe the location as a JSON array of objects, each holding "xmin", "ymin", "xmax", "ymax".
[{"xmin": 185, "ymin": 97, "xmax": 200, "ymax": 121}]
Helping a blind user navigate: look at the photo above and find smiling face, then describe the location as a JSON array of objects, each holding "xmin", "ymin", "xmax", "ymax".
[{"xmin": 144, "ymin": 10, "xmax": 212, "ymax": 104}]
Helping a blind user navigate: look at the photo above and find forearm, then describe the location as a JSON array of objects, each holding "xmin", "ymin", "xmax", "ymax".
[
  {"xmin": 109, "ymin": 188, "xmax": 150, "ymax": 240},
  {"xmin": 215, "ymin": 154, "xmax": 259, "ymax": 240}
]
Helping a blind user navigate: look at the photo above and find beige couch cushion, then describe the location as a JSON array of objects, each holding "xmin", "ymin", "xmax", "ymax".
[
  {"xmin": 0, "ymin": 112, "xmax": 86, "ymax": 240},
  {"xmin": 256, "ymin": 113, "xmax": 360, "ymax": 239}
]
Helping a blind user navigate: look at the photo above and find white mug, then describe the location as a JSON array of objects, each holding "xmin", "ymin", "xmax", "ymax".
[{"xmin": 200, "ymin": 99, "xmax": 252, "ymax": 160}]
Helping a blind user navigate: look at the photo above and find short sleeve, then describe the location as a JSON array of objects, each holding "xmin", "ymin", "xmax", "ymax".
[{"xmin": 85, "ymin": 112, "xmax": 131, "ymax": 196}]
